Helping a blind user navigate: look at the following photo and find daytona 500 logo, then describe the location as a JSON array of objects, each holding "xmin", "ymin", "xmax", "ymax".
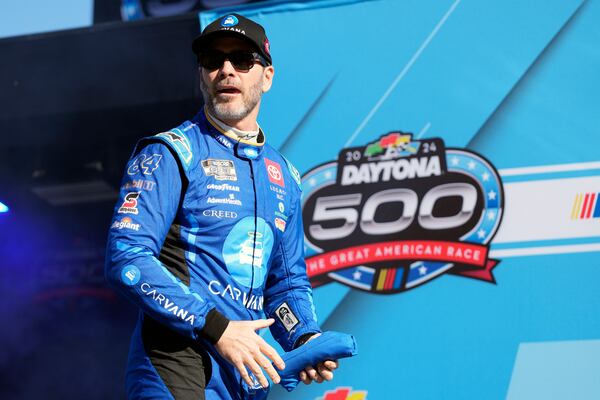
[{"xmin": 302, "ymin": 132, "xmax": 504, "ymax": 294}]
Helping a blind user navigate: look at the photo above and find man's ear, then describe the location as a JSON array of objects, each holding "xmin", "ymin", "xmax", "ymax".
[{"xmin": 262, "ymin": 66, "xmax": 275, "ymax": 93}]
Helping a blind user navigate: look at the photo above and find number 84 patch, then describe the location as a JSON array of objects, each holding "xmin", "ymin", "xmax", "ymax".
[{"xmin": 127, "ymin": 153, "xmax": 163, "ymax": 176}]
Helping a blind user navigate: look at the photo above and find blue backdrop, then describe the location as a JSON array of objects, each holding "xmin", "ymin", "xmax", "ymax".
[{"xmin": 200, "ymin": 1, "xmax": 600, "ymax": 399}]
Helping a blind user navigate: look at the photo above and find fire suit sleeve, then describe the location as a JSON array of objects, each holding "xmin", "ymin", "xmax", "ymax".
[
  {"xmin": 105, "ymin": 142, "xmax": 229, "ymax": 344},
  {"xmin": 263, "ymin": 193, "xmax": 321, "ymax": 352}
]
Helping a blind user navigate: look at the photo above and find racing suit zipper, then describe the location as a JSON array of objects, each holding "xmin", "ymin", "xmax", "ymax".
[
  {"xmin": 247, "ymin": 158, "xmax": 258, "ymax": 317},
  {"xmin": 237, "ymin": 144, "xmax": 259, "ymax": 400}
]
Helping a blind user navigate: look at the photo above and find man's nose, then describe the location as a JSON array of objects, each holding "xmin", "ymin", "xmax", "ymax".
[{"xmin": 219, "ymin": 59, "xmax": 236, "ymax": 76}]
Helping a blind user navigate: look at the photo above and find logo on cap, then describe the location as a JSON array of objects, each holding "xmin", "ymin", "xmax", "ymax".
[
  {"xmin": 264, "ymin": 38, "xmax": 271, "ymax": 57},
  {"xmin": 221, "ymin": 15, "xmax": 239, "ymax": 27}
]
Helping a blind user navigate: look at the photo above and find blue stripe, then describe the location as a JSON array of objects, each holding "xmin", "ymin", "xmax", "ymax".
[
  {"xmin": 151, "ymin": 259, "xmax": 204, "ymax": 303},
  {"xmin": 501, "ymin": 169, "xmax": 600, "ymax": 183},
  {"xmin": 594, "ymin": 193, "xmax": 600, "ymax": 218},
  {"xmin": 393, "ymin": 267, "xmax": 404, "ymax": 288},
  {"xmin": 116, "ymin": 241, "xmax": 152, "ymax": 255}
]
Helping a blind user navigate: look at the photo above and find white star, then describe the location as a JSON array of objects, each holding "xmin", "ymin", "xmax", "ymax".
[
  {"xmin": 468, "ymin": 161, "xmax": 476, "ymax": 170},
  {"xmin": 488, "ymin": 190, "xmax": 497, "ymax": 200},
  {"xmin": 487, "ymin": 210, "xmax": 496, "ymax": 220},
  {"xmin": 309, "ymin": 178, "xmax": 317, "ymax": 186},
  {"xmin": 482, "ymin": 172, "xmax": 490, "ymax": 181},
  {"xmin": 477, "ymin": 229, "xmax": 486, "ymax": 239},
  {"xmin": 324, "ymin": 171, "xmax": 333, "ymax": 179},
  {"xmin": 450, "ymin": 156, "xmax": 460, "ymax": 166},
  {"xmin": 418, "ymin": 266, "xmax": 428, "ymax": 276},
  {"xmin": 352, "ymin": 271, "xmax": 362, "ymax": 280}
]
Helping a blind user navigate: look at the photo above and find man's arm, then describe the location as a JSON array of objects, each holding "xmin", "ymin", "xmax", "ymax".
[
  {"xmin": 263, "ymin": 161, "xmax": 340, "ymax": 385},
  {"xmin": 263, "ymin": 193, "xmax": 321, "ymax": 351},
  {"xmin": 105, "ymin": 142, "xmax": 228, "ymax": 342}
]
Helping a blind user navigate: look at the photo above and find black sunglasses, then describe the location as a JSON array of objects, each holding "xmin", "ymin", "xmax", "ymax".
[{"xmin": 198, "ymin": 50, "xmax": 267, "ymax": 72}]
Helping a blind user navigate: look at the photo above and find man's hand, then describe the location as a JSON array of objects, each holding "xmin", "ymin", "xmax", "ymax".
[
  {"xmin": 298, "ymin": 333, "xmax": 339, "ymax": 385},
  {"xmin": 215, "ymin": 318, "xmax": 285, "ymax": 388}
]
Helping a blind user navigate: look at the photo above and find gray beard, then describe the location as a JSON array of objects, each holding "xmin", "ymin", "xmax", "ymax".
[{"xmin": 200, "ymin": 77, "xmax": 263, "ymax": 122}]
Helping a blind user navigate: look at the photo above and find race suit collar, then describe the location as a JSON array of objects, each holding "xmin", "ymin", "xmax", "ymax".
[
  {"xmin": 196, "ymin": 108, "xmax": 266, "ymax": 160},
  {"xmin": 203, "ymin": 108, "xmax": 265, "ymax": 147},
  {"xmin": 207, "ymin": 111, "xmax": 261, "ymax": 144}
]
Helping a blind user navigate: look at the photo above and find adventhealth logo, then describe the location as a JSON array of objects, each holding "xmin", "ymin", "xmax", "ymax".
[{"xmin": 316, "ymin": 387, "xmax": 367, "ymax": 400}]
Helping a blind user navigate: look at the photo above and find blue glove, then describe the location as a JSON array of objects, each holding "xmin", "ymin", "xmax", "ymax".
[{"xmin": 276, "ymin": 331, "xmax": 358, "ymax": 392}]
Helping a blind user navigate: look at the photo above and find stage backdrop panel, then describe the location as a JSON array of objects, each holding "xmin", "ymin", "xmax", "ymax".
[{"xmin": 200, "ymin": 0, "xmax": 599, "ymax": 399}]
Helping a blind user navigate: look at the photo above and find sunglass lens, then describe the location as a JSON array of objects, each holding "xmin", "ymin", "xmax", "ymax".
[
  {"xmin": 229, "ymin": 52, "xmax": 255, "ymax": 71},
  {"xmin": 200, "ymin": 52, "xmax": 225, "ymax": 70},
  {"xmin": 200, "ymin": 51, "xmax": 258, "ymax": 71}
]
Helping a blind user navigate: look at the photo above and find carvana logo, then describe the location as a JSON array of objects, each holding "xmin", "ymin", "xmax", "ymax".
[
  {"xmin": 121, "ymin": 265, "xmax": 141, "ymax": 286},
  {"xmin": 221, "ymin": 15, "xmax": 239, "ymax": 27},
  {"xmin": 222, "ymin": 216, "xmax": 273, "ymax": 288}
]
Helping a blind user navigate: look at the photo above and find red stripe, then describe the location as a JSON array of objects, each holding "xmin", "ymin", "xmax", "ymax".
[
  {"xmin": 386, "ymin": 268, "xmax": 396, "ymax": 289},
  {"xmin": 383, "ymin": 269, "xmax": 391, "ymax": 289},
  {"xmin": 586, "ymin": 193, "xmax": 596, "ymax": 219},
  {"xmin": 581, "ymin": 194, "xmax": 590, "ymax": 219},
  {"xmin": 583, "ymin": 193, "xmax": 592, "ymax": 219}
]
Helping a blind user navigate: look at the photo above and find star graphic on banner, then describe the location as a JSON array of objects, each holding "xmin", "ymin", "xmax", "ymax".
[
  {"xmin": 468, "ymin": 161, "xmax": 476, "ymax": 170},
  {"xmin": 477, "ymin": 229, "xmax": 486, "ymax": 239},
  {"xmin": 488, "ymin": 190, "xmax": 497, "ymax": 200},
  {"xmin": 482, "ymin": 172, "xmax": 490, "ymax": 181},
  {"xmin": 418, "ymin": 266, "xmax": 428, "ymax": 276},
  {"xmin": 309, "ymin": 178, "xmax": 317, "ymax": 186},
  {"xmin": 352, "ymin": 271, "xmax": 362, "ymax": 280},
  {"xmin": 450, "ymin": 156, "xmax": 460, "ymax": 166},
  {"xmin": 324, "ymin": 171, "xmax": 333, "ymax": 179},
  {"xmin": 487, "ymin": 210, "xmax": 496, "ymax": 220}
]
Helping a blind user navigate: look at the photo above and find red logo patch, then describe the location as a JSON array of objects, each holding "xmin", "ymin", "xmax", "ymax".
[
  {"xmin": 118, "ymin": 192, "xmax": 140, "ymax": 214},
  {"xmin": 265, "ymin": 158, "xmax": 284, "ymax": 187},
  {"xmin": 264, "ymin": 38, "xmax": 271, "ymax": 56}
]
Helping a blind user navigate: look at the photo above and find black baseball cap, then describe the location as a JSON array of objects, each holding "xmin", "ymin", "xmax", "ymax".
[{"xmin": 192, "ymin": 13, "xmax": 272, "ymax": 66}]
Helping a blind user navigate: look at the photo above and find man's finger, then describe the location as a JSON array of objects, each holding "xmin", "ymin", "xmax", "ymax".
[
  {"xmin": 299, "ymin": 370, "xmax": 311, "ymax": 385},
  {"xmin": 235, "ymin": 361, "xmax": 254, "ymax": 387},
  {"xmin": 251, "ymin": 318, "xmax": 275, "ymax": 330},
  {"xmin": 318, "ymin": 363, "xmax": 334, "ymax": 381},
  {"xmin": 245, "ymin": 357, "xmax": 269, "ymax": 388},
  {"xmin": 305, "ymin": 365, "xmax": 319, "ymax": 381},
  {"xmin": 258, "ymin": 337, "xmax": 285, "ymax": 370},
  {"xmin": 323, "ymin": 360, "xmax": 338, "ymax": 370},
  {"xmin": 257, "ymin": 353, "xmax": 281, "ymax": 384}
]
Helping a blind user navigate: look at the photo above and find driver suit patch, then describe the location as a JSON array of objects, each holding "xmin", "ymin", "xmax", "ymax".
[
  {"xmin": 275, "ymin": 302, "xmax": 299, "ymax": 332},
  {"xmin": 202, "ymin": 159, "xmax": 237, "ymax": 181},
  {"xmin": 222, "ymin": 217, "xmax": 273, "ymax": 289}
]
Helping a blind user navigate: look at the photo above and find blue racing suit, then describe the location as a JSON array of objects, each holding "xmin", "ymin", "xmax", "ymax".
[{"xmin": 105, "ymin": 108, "xmax": 321, "ymax": 399}]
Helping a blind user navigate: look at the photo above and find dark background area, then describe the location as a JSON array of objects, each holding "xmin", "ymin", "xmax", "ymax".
[{"xmin": 0, "ymin": 8, "xmax": 202, "ymax": 400}]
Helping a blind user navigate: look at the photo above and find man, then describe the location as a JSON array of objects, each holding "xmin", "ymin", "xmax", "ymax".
[{"xmin": 105, "ymin": 13, "xmax": 337, "ymax": 399}]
